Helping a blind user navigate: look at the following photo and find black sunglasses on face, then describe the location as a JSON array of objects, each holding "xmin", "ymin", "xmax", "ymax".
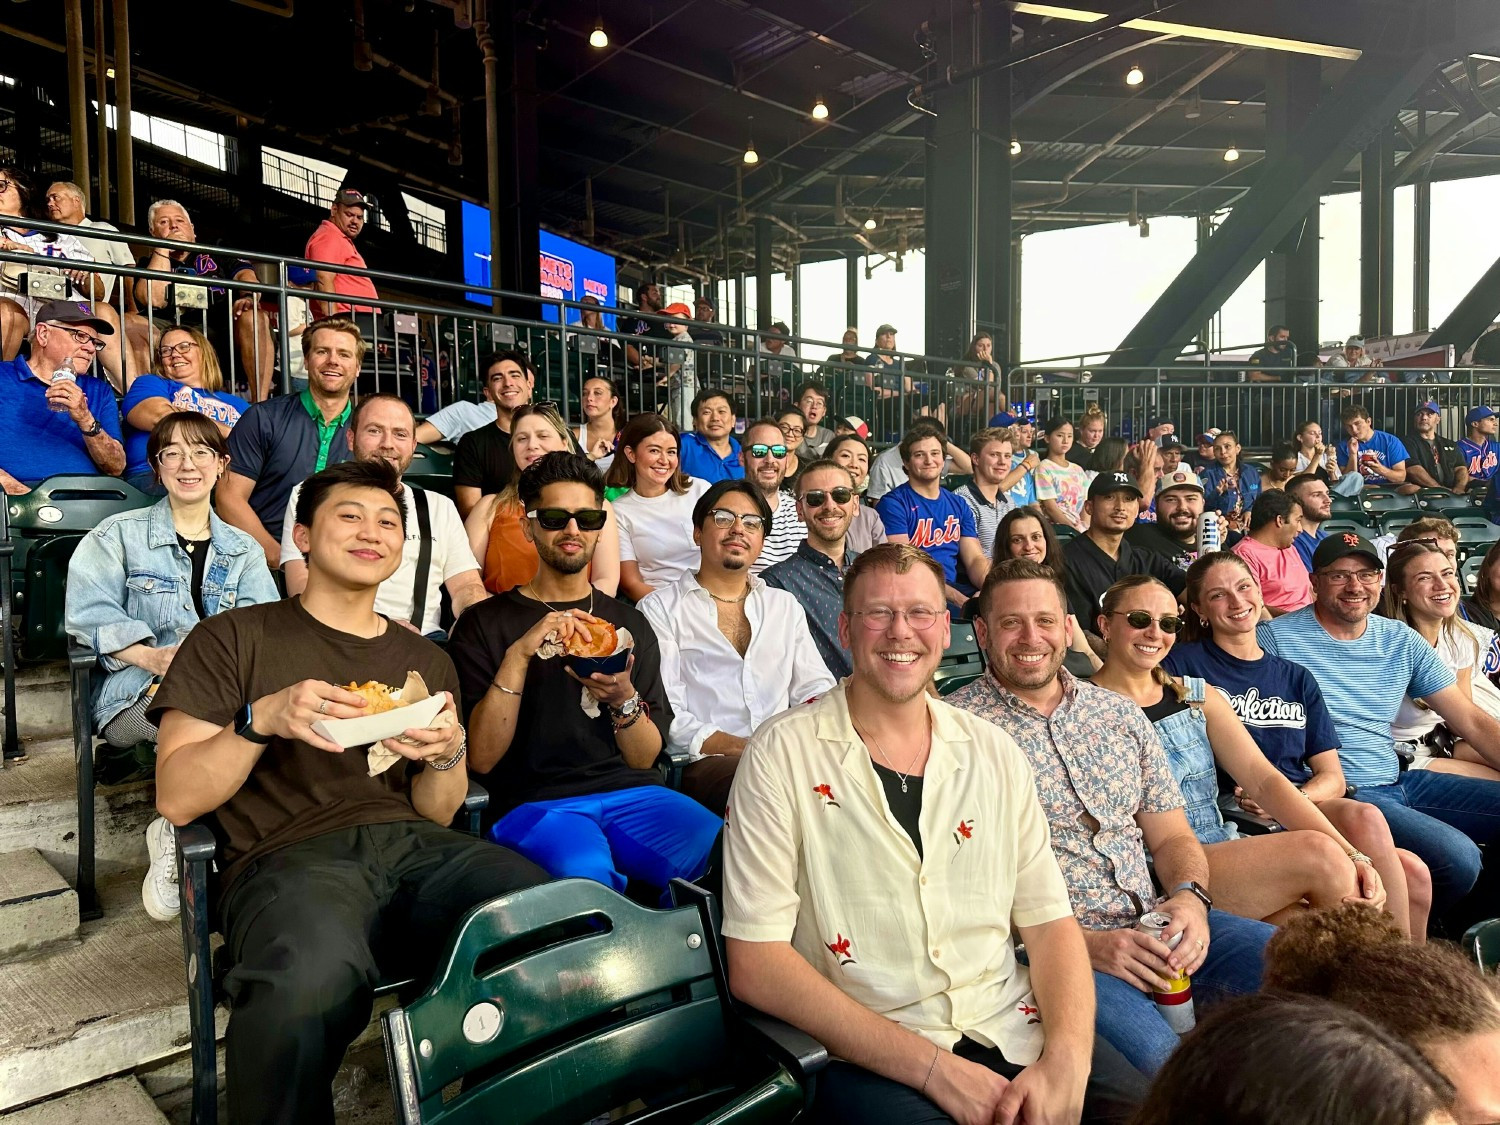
[
  {"xmin": 802, "ymin": 487, "xmax": 854, "ymax": 508},
  {"xmin": 749, "ymin": 443, "xmax": 787, "ymax": 459},
  {"xmin": 1113, "ymin": 610, "xmax": 1184, "ymax": 634},
  {"xmin": 526, "ymin": 507, "xmax": 608, "ymax": 531}
]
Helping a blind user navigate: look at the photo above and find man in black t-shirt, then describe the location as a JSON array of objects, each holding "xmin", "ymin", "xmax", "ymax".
[
  {"xmin": 451, "ymin": 349, "xmax": 535, "ymax": 519},
  {"xmin": 1401, "ymin": 399, "xmax": 1467, "ymax": 496},
  {"xmin": 152, "ymin": 459, "xmax": 545, "ymax": 1124},
  {"xmin": 450, "ymin": 451, "xmax": 720, "ymax": 897}
]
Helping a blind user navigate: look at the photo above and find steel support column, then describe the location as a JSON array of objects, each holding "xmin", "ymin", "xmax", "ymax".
[
  {"xmin": 1426, "ymin": 254, "xmax": 1500, "ymax": 355},
  {"xmin": 63, "ymin": 0, "xmax": 89, "ymax": 206},
  {"xmin": 1414, "ymin": 177, "xmax": 1432, "ymax": 331},
  {"xmin": 846, "ymin": 252, "xmax": 859, "ymax": 335},
  {"xmin": 975, "ymin": 13, "xmax": 1013, "ymax": 364},
  {"xmin": 112, "ymin": 0, "xmax": 134, "ymax": 227},
  {"xmin": 1106, "ymin": 12, "xmax": 1450, "ymax": 372},
  {"xmin": 1360, "ymin": 123, "xmax": 1396, "ymax": 338},
  {"xmin": 92, "ymin": 0, "xmax": 109, "ymax": 219},
  {"xmin": 754, "ymin": 217, "xmax": 773, "ymax": 332},
  {"xmin": 790, "ymin": 260, "xmax": 801, "ymax": 339},
  {"xmin": 496, "ymin": 12, "xmax": 539, "ymax": 316},
  {"xmin": 1264, "ymin": 56, "xmax": 1321, "ymax": 354}
]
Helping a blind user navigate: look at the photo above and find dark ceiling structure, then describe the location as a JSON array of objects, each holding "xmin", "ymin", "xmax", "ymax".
[{"xmin": 1, "ymin": 1, "xmax": 1499, "ymax": 284}]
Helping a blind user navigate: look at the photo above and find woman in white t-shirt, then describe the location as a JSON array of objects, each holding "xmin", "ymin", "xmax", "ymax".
[
  {"xmin": 1380, "ymin": 539, "xmax": 1500, "ymax": 781},
  {"xmin": 605, "ymin": 414, "xmax": 709, "ymax": 602}
]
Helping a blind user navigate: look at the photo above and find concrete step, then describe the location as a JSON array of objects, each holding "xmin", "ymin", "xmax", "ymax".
[
  {"xmin": 0, "ymin": 849, "xmax": 76, "ymax": 962},
  {"xmin": 0, "ymin": 736, "xmax": 153, "ymax": 887},
  {"xmin": 0, "ymin": 875, "xmax": 214, "ymax": 1112},
  {"xmin": 0, "ymin": 665, "xmax": 72, "ymax": 745},
  {"xmin": 0, "ymin": 1077, "xmax": 168, "ymax": 1124}
]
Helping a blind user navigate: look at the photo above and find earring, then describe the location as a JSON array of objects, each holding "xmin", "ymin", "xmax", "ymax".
[{"xmin": 1200, "ymin": 617, "xmax": 1209, "ymax": 628}]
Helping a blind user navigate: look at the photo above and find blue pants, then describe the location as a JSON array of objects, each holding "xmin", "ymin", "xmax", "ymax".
[
  {"xmin": 488, "ymin": 784, "xmax": 721, "ymax": 901},
  {"xmin": 1093, "ymin": 909, "xmax": 1272, "ymax": 1076},
  {"xmin": 1356, "ymin": 770, "xmax": 1500, "ymax": 914}
]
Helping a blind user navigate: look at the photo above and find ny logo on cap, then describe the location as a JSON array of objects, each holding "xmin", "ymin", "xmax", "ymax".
[{"xmin": 1342, "ymin": 533, "xmax": 1361, "ymax": 546}]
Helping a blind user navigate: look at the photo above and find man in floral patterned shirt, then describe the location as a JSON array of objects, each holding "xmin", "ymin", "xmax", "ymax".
[
  {"xmin": 722, "ymin": 544, "xmax": 1145, "ymax": 1123},
  {"xmin": 949, "ymin": 559, "xmax": 1272, "ymax": 1077}
]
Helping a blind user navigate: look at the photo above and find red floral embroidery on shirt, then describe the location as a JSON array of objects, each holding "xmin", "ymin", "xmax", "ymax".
[
  {"xmin": 826, "ymin": 933, "xmax": 856, "ymax": 966},
  {"xmin": 813, "ymin": 783, "xmax": 841, "ymax": 809},
  {"xmin": 1018, "ymin": 1000, "xmax": 1041, "ymax": 1024},
  {"xmin": 952, "ymin": 818, "xmax": 975, "ymax": 856}
]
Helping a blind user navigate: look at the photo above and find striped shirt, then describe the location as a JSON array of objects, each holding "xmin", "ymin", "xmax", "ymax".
[
  {"xmin": 751, "ymin": 489, "xmax": 807, "ymax": 575},
  {"xmin": 957, "ymin": 481, "xmax": 1013, "ymax": 559},
  {"xmin": 1259, "ymin": 608, "xmax": 1454, "ymax": 787}
]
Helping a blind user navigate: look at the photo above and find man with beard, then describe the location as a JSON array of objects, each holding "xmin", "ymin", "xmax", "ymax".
[
  {"xmin": 449, "ymin": 451, "xmax": 720, "ymax": 895},
  {"xmin": 765, "ymin": 460, "xmax": 862, "ymax": 677},
  {"xmin": 949, "ymin": 559, "xmax": 1271, "ymax": 1076},
  {"xmin": 451, "ymin": 350, "xmax": 538, "ymax": 518},
  {"xmin": 1401, "ymin": 400, "xmax": 1467, "ymax": 496},
  {"xmin": 740, "ymin": 418, "xmax": 807, "ymax": 574},
  {"xmin": 1062, "ymin": 472, "xmax": 1185, "ymax": 634},
  {"xmin": 723, "ymin": 545, "xmax": 1146, "ymax": 1123},
  {"xmin": 1261, "ymin": 532, "xmax": 1500, "ymax": 917},
  {"xmin": 1285, "ymin": 473, "xmax": 1332, "ymax": 570},
  {"xmin": 280, "ymin": 394, "xmax": 487, "ymax": 637},
  {"xmin": 642, "ymin": 479, "xmax": 833, "ymax": 815},
  {"xmin": 1125, "ymin": 468, "xmax": 1228, "ymax": 572}
]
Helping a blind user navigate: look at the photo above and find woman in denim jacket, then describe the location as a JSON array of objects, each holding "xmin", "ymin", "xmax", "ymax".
[
  {"xmin": 65, "ymin": 410, "xmax": 277, "ymax": 920},
  {"xmin": 1088, "ymin": 574, "xmax": 1387, "ymax": 927}
]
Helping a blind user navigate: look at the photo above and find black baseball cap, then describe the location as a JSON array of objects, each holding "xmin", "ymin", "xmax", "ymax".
[
  {"xmin": 1087, "ymin": 471, "xmax": 1143, "ymax": 500},
  {"xmin": 35, "ymin": 299, "xmax": 114, "ymax": 335},
  {"xmin": 1311, "ymin": 530, "xmax": 1382, "ymax": 571}
]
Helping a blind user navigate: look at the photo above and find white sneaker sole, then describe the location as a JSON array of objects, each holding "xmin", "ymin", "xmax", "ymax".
[{"xmin": 142, "ymin": 820, "xmax": 179, "ymax": 922}]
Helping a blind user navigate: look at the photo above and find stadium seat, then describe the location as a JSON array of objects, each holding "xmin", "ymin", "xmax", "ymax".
[
  {"xmin": 1378, "ymin": 510, "xmax": 1423, "ymax": 535},
  {"xmin": 381, "ymin": 877, "xmax": 824, "ymax": 1124},
  {"xmin": 934, "ymin": 623, "xmax": 986, "ymax": 695},
  {"xmin": 178, "ymin": 786, "xmax": 491, "ymax": 1125},
  {"xmin": 1322, "ymin": 507, "xmax": 1375, "ymax": 528},
  {"xmin": 1329, "ymin": 494, "xmax": 1363, "ymax": 514},
  {"xmin": 1359, "ymin": 491, "xmax": 1415, "ymax": 521},
  {"xmin": 1463, "ymin": 917, "xmax": 1500, "ymax": 975},
  {"xmin": 941, "ymin": 473, "xmax": 973, "ymax": 493},
  {"xmin": 405, "ymin": 442, "xmax": 455, "ymax": 499},
  {"xmin": 1054, "ymin": 524, "xmax": 1080, "ymax": 543},
  {"xmin": 1322, "ymin": 518, "xmax": 1374, "ymax": 539},
  {"xmin": 1463, "ymin": 554, "xmax": 1485, "ymax": 594},
  {"xmin": 1417, "ymin": 487, "xmax": 1480, "ymax": 514}
]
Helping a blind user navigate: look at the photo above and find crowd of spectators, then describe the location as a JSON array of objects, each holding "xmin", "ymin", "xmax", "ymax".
[{"xmin": 10, "ymin": 176, "xmax": 1500, "ymax": 1122}]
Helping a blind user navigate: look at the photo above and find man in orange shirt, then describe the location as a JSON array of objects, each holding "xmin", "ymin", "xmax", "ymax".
[{"xmin": 305, "ymin": 189, "xmax": 379, "ymax": 320}]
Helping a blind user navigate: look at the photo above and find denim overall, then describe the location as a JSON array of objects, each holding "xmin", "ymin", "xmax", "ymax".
[{"xmin": 1150, "ymin": 676, "xmax": 1238, "ymax": 846}]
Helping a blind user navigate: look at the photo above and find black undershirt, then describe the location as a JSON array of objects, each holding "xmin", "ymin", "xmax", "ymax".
[
  {"xmin": 873, "ymin": 761, "xmax": 925, "ymax": 859},
  {"xmin": 176, "ymin": 534, "xmax": 208, "ymax": 621},
  {"xmin": 1142, "ymin": 683, "xmax": 1189, "ymax": 723}
]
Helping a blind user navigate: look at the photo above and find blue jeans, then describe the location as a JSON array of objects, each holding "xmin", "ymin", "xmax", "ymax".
[
  {"xmin": 1093, "ymin": 909, "xmax": 1272, "ymax": 1076},
  {"xmin": 488, "ymin": 784, "xmax": 721, "ymax": 903},
  {"xmin": 1356, "ymin": 771, "xmax": 1500, "ymax": 913}
]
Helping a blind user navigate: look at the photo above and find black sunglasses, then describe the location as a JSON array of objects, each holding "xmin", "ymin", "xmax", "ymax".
[
  {"xmin": 802, "ymin": 487, "xmax": 854, "ymax": 508},
  {"xmin": 1112, "ymin": 610, "xmax": 1183, "ymax": 634},
  {"xmin": 749, "ymin": 443, "xmax": 788, "ymax": 459},
  {"xmin": 526, "ymin": 507, "xmax": 608, "ymax": 532}
]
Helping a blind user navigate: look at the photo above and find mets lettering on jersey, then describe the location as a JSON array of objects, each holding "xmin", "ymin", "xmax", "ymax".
[{"xmin": 910, "ymin": 514, "xmax": 962, "ymax": 549}]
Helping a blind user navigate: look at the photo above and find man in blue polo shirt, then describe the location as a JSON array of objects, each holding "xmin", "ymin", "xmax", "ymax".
[
  {"xmin": 1335, "ymin": 404, "xmax": 1408, "ymax": 487},
  {"xmin": 677, "ymin": 388, "xmax": 743, "ymax": 483},
  {"xmin": 0, "ymin": 300, "xmax": 124, "ymax": 492},
  {"xmin": 218, "ymin": 317, "xmax": 358, "ymax": 566},
  {"xmin": 1260, "ymin": 531, "xmax": 1500, "ymax": 915},
  {"xmin": 876, "ymin": 425, "xmax": 986, "ymax": 611}
]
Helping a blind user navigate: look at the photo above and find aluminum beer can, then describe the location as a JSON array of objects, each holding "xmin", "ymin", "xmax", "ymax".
[
  {"xmin": 1137, "ymin": 911, "xmax": 1196, "ymax": 1034},
  {"xmin": 1195, "ymin": 511, "xmax": 1221, "ymax": 557}
]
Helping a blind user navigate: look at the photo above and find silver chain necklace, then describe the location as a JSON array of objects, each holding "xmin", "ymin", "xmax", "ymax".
[
  {"xmin": 522, "ymin": 584, "xmax": 592, "ymax": 617},
  {"xmin": 856, "ymin": 717, "xmax": 928, "ymax": 794}
]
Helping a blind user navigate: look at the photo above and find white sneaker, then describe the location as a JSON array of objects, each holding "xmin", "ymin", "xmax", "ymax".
[{"xmin": 142, "ymin": 816, "xmax": 180, "ymax": 921}]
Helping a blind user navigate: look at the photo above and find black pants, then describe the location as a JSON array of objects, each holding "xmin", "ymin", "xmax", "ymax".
[
  {"xmin": 808, "ymin": 1035, "xmax": 1147, "ymax": 1124},
  {"xmin": 219, "ymin": 820, "xmax": 547, "ymax": 1125}
]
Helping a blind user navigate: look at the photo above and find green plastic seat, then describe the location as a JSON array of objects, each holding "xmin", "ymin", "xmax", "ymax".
[
  {"xmin": 1463, "ymin": 918, "xmax": 1500, "ymax": 974},
  {"xmin": 1321, "ymin": 518, "xmax": 1373, "ymax": 540},
  {"xmin": 1462, "ymin": 554, "xmax": 1485, "ymax": 594},
  {"xmin": 1377, "ymin": 510, "xmax": 1423, "ymax": 535},
  {"xmin": 934, "ymin": 623, "xmax": 986, "ymax": 696},
  {"xmin": 1359, "ymin": 491, "xmax": 1415, "ymax": 517},
  {"xmin": 405, "ymin": 443, "xmax": 455, "ymax": 499},
  {"xmin": 382, "ymin": 878, "xmax": 821, "ymax": 1125},
  {"xmin": 1416, "ymin": 488, "xmax": 1478, "ymax": 514}
]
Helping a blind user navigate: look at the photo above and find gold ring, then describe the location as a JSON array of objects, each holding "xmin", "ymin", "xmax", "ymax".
[{"xmin": 1195, "ymin": 939, "xmax": 1205, "ymax": 948}]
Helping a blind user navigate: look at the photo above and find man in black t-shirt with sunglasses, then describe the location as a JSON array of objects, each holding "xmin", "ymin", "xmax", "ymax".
[{"xmin": 449, "ymin": 451, "xmax": 720, "ymax": 897}]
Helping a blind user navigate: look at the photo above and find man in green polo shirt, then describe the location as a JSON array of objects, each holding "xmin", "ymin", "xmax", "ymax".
[{"xmin": 219, "ymin": 318, "xmax": 360, "ymax": 567}]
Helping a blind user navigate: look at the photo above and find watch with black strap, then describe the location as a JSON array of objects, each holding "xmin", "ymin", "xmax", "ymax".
[
  {"xmin": 233, "ymin": 702, "xmax": 274, "ymax": 745},
  {"xmin": 80, "ymin": 417, "xmax": 103, "ymax": 437},
  {"xmin": 1169, "ymin": 880, "xmax": 1213, "ymax": 913}
]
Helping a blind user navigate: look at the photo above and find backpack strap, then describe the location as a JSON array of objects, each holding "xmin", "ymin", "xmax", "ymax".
[{"xmin": 409, "ymin": 486, "xmax": 433, "ymax": 631}]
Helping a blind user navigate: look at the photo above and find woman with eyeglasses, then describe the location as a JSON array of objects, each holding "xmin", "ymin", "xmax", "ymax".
[
  {"xmin": 65, "ymin": 411, "xmax": 278, "ymax": 921},
  {"xmin": 120, "ymin": 323, "xmax": 249, "ymax": 495},
  {"xmin": 606, "ymin": 414, "xmax": 710, "ymax": 603},
  {"xmin": 775, "ymin": 407, "xmax": 808, "ymax": 488},
  {"xmin": 1166, "ymin": 551, "xmax": 1430, "ymax": 937},
  {"xmin": 465, "ymin": 404, "xmax": 620, "ymax": 596},
  {"xmin": 1380, "ymin": 540, "xmax": 1500, "ymax": 783},
  {"xmin": 1090, "ymin": 573, "xmax": 1389, "ymax": 925},
  {"xmin": 993, "ymin": 505, "xmax": 1101, "ymax": 670}
]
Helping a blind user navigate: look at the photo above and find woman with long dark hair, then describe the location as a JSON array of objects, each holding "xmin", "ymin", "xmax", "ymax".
[
  {"xmin": 993, "ymin": 505, "xmax": 1100, "ymax": 670},
  {"xmin": 605, "ymin": 413, "xmax": 709, "ymax": 602}
]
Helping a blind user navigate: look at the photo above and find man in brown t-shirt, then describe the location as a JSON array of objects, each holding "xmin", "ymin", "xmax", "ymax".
[{"xmin": 152, "ymin": 459, "xmax": 545, "ymax": 1124}]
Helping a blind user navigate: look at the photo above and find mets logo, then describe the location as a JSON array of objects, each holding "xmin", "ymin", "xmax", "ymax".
[{"xmin": 1342, "ymin": 533, "xmax": 1360, "ymax": 546}]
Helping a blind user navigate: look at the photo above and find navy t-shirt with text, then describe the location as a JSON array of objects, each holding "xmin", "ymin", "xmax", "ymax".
[
  {"xmin": 1164, "ymin": 637, "xmax": 1339, "ymax": 784},
  {"xmin": 875, "ymin": 482, "xmax": 977, "ymax": 586}
]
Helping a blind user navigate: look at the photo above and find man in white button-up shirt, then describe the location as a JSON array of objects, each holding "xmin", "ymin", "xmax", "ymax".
[
  {"xmin": 640, "ymin": 478, "xmax": 834, "ymax": 815},
  {"xmin": 721, "ymin": 544, "xmax": 1146, "ymax": 1124}
]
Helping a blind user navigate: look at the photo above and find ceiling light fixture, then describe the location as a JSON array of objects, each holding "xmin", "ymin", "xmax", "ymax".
[
  {"xmin": 1010, "ymin": 138, "xmax": 1022, "ymax": 155},
  {"xmin": 812, "ymin": 97, "xmax": 829, "ymax": 120},
  {"xmin": 743, "ymin": 116, "xmax": 759, "ymax": 165},
  {"xmin": 863, "ymin": 216, "xmax": 877, "ymax": 230},
  {"xmin": 1185, "ymin": 89, "xmax": 1202, "ymax": 119},
  {"xmin": 1010, "ymin": 3, "xmax": 1362, "ymax": 60},
  {"xmin": 589, "ymin": 21, "xmax": 608, "ymax": 48},
  {"xmin": 1223, "ymin": 143, "xmax": 1240, "ymax": 162},
  {"xmin": 1126, "ymin": 64, "xmax": 1144, "ymax": 86}
]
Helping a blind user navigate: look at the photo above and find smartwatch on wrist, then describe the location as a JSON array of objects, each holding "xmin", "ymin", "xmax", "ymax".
[
  {"xmin": 233, "ymin": 703, "xmax": 273, "ymax": 744},
  {"xmin": 1170, "ymin": 881, "xmax": 1213, "ymax": 913}
]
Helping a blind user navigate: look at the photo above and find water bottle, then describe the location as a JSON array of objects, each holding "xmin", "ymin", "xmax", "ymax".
[
  {"xmin": 48, "ymin": 366, "xmax": 76, "ymax": 411},
  {"xmin": 1195, "ymin": 510, "xmax": 1221, "ymax": 557}
]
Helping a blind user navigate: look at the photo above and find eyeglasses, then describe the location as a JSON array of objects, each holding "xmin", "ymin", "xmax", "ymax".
[
  {"xmin": 801, "ymin": 487, "xmax": 854, "ymax": 508},
  {"xmin": 48, "ymin": 324, "xmax": 105, "ymax": 351},
  {"xmin": 851, "ymin": 606, "xmax": 942, "ymax": 631},
  {"xmin": 526, "ymin": 507, "xmax": 608, "ymax": 531},
  {"xmin": 0, "ymin": 179, "xmax": 13, "ymax": 195},
  {"xmin": 779, "ymin": 423, "xmax": 805, "ymax": 438},
  {"xmin": 748, "ymin": 443, "xmax": 788, "ymax": 459},
  {"xmin": 1319, "ymin": 568, "xmax": 1382, "ymax": 586},
  {"xmin": 1112, "ymin": 610, "xmax": 1184, "ymax": 634},
  {"xmin": 706, "ymin": 508, "xmax": 766, "ymax": 532},
  {"xmin": 158, "ymin": 340, "xmax": 200, "ymax": 358},
  {"xmin": 156, "ymin": 447, "xmax": 220, "ymax": 468}
]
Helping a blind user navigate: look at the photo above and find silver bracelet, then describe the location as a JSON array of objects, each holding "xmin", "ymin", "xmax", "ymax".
[
  {"xmin": 427, "ymin": 731, "xmax": 467, "ymax": 771},
  {"xmin": 920, "ymin": 1044, "xmax": 940, "ymax": 1095}
]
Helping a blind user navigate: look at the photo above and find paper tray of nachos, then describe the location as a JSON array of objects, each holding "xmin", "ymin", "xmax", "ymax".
[{"xmin": 311, "ymin": 671, "xmax": 447, "ymax": 763}]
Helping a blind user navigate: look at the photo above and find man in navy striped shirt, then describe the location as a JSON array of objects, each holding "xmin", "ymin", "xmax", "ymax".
[{"xmin": 1260, "ymin": 531, "xmax": 1500, "ymax": 915}]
